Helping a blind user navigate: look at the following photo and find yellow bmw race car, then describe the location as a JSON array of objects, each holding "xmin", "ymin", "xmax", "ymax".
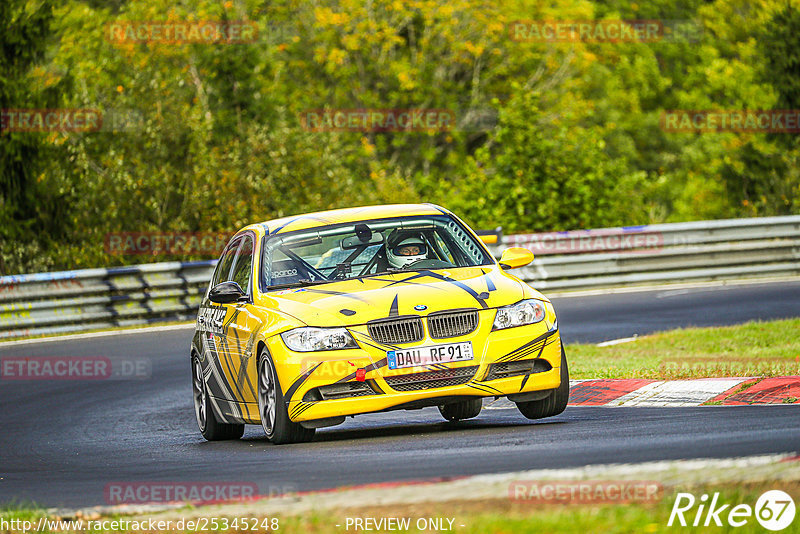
[{"xmin": 191, "ymin": 204, "xmax": 568, "ymax": 444}]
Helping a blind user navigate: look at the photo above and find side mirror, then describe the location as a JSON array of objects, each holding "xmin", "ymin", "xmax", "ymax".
[
  {"xmin": 209, "ymin": 281, "xmax": 247, "ymax": 304},
  {"xmin": 498, "ymin": 247, "xmax": 534, "ymax": 270}
]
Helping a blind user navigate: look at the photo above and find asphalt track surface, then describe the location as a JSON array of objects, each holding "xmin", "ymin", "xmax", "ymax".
[{"xmin": 1, "ymin": 280, "xmax": 799, "ymax": 508}]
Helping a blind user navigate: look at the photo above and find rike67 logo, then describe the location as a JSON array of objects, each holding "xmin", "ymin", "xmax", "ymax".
[{"xmin": 669, "ymin": 490, "xmax": 796, "ymax": 530}]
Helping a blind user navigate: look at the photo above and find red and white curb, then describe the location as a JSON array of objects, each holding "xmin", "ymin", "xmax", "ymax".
[{"xmin": 485, "ymin": 376, "xmax": 800, "ymax": 409}]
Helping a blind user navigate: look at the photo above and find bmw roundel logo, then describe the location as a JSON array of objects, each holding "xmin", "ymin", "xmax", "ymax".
[{"xmin": 414, "ymin": 304, "xmax": 427, "ymax": 311}]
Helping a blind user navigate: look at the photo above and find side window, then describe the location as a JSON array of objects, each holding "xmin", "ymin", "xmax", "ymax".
[
  {"xmin": 230, "ymin": 235, "xmax": 254, "ymax": 295},
  {"xmin": 211, "ymin": 239, "xmax": 240, "ymax": 286}
]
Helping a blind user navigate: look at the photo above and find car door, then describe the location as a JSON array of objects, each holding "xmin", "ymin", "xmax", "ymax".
[
  {"xmin": 222, "ymin": 233, "xmax": 261, "ymax": 419},
  {"xmin": 197, "ymin": 237, "xmax": 243, "ymax": 421}
]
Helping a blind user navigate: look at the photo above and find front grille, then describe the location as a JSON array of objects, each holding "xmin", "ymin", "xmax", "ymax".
[
  {"xmin": 384, "ymin": 366, "xmax": 478, "ymax": 391},
  {"xmin": 428, "ymin": 310, "xmax": 479, "ymax": 339},
  {"xmin": 484, "ymin": 359, "xmax": 552, "ymax": 381},
  {"xmin": 367, "ymin": 316, "xmax": 424, "ymax": 344},
  {"xmin": 304, "ymin": 381, "xmax": 376, "ymax": 401}
]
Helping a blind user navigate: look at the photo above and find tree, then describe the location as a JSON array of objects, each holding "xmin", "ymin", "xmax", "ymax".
[
  {"xmin": 0, "ymin": 0, "xmax": 72, "ymax": 274},
  {"xmin": 0, "ymin": 1, "xmax": 51, "ymax": 210}
]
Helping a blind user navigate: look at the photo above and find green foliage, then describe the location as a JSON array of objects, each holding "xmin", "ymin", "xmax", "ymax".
[
  {"xmin": 450, "ymin": 89, "xmax": 649, "ymax": 232},
  {"xmin": 761, "ymin": 2, "xmax": 800, "ymax": 112},
  {"xmin": 1, "ymin": 0, "xmax": 798, "ymax": 274},
  {"xmin": 0, "ymin": 0, "xmax": 62, "ymax": 273}
]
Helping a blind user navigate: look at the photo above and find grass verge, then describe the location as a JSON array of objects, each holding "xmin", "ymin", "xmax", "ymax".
[
  {"xmin": 284, "ymin": 482, "xmax": 799, "ymax": 534},
  {"xmin": 2, "ymin": 482, "xmax": 797, "ymax": 533},
  {"xmin": 567, "ymin": 318, "xmax": 800, "ymax": 379}
]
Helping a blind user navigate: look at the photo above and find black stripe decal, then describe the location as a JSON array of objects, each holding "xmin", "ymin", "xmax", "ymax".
[
  {"xmin": 519, "ymin": 341, "xmax": 548, "ymax": 391},
  {"xmin": 499, "ymin": 328, "xmax": 557, "ymax": 361},
  {"xmin": 284, "ymin": 362, "xmax": 323, "ymax": 404},
  {"xmin": 471, "ymin": 382, "xmax": 503, "ymax": 394},
  {"xmin": 221, "ymin": 308, "xmax": 253, "ymax": 404},
  {"xmin": 466, "ymin": 383, "xmax": 496, "ymax": 394},
  {"xmin": 498, "ymin": 342, "xmax": 545, "ymax": 362},
  {"xmin": 485, "ymin": 273, "xmax": 496, "ymax": 292},
  {"xmin": 291, "ymin": 401, "xmax": 315, "ymax": 419},
  {"xmin": 499, "ymin": 334, "xmax": 558, "ymax": 363},
  {"xmin": 417, "ymin": 270, "xmax": 489, "ymax": 309},
  {"xmin": 353, "ymin": 331, "xmax": 401, "ymax": 351}
]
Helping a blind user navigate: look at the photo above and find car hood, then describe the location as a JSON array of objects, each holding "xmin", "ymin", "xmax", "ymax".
[{"xmin": 259, "ymin": 266, "xmax": 535, "ymax": 326}]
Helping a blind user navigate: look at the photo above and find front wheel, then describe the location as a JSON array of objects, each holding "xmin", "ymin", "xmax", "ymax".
[
  {"xmin": 516, "ymin": 345, "xmax": 570, "ymax": 420},
  {"xmin": 257, "ymin": 347, "xmax": 315, "ymax": 445},
  {"xmin": 438, "ymin": 398, "xmax": 482, "ymax": 422},
  {"xmin": 192, "ymin": 355, "xmax": 244, "ymax": 441}
]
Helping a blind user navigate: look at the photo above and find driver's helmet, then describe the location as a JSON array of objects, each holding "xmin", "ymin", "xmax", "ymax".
[{"xmin": 387, "ymin": 235, "xmax": 428, "ymax": 269}]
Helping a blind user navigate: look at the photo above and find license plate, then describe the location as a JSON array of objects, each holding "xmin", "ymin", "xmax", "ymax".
[{"xmin": 387, "ymin": 342, "xmax": 473, "ymax": 370}]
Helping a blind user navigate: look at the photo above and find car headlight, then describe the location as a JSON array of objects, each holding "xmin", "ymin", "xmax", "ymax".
[
  {"xmin": 493, "ymin": 299, "xmax": 547, "ymax": 330},
  {"xmin": 280, "ymin": 327, "xmax": 358, "ymax": 352}
]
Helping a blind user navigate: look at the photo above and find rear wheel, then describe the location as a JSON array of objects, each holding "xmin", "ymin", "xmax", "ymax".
[
  {"xmin": 439, "ymin": 398, "xmax": 482, "ymax": 422},
  {"xmin": 515, "ymin": 346, "xmax": 570, "ymax": 420},
  {"xmin": 257, "ymin": 347, "xmax": 315, "ymax": 445},
  {"xmin": 192, "ymin": 355, "xmax": 244, "ymax": 441}
]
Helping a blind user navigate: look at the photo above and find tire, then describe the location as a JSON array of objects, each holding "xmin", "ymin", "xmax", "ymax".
[
  {"xmin": 257, "ymin": 347, "xmax": 315, "ymax": 445},
  {"xmin": 438, "ymin": 398, "xmax": 482, "ymax": 422},
  {"xmin": 192, "ymin": 355, "xmax": 245, "ymax": 441},
  {"xmin": 515, "ymin": 345, "xmax": 570, "ymax": 420}
]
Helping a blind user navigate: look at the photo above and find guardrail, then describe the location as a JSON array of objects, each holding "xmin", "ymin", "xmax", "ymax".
[
  {"xmin": 1, "ymin": 216, "xmax": 798, "ymax": 339},
  {"xmin": 489, "ymin": 215, "xmax": 800, "ymax": 291},
  {"xmin": 0, "ymin": 261, "xmax": 215, "ymax": 339}
]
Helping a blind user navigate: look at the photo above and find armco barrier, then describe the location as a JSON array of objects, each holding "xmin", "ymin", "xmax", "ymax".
[
  {"xmin": 1, "ymin": 216, "xmax": 798, "ymax": 339},
  {"xmin": 0, "ymin": 261, "xmax": 216, "ymax": 339},
  {"xmin": 490, "ymin": 215, "xmax": 800, "ymax": 291}
]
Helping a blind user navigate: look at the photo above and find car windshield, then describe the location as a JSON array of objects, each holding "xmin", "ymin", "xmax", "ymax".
[{"xmin": 261, "ymin": 215, "xmax": 493, "ymax": 289}]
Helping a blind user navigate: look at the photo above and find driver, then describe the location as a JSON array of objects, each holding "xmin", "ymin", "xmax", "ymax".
[{"xmin": 387, "ymin": 235, "xmax": 428, "ymax": 269}]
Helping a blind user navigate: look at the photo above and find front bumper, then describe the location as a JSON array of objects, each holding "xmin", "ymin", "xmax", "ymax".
[{"xmin": 266, "ymin": 309, "xmax": 563, "ymax": 423}]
